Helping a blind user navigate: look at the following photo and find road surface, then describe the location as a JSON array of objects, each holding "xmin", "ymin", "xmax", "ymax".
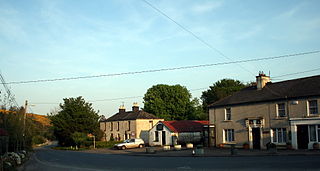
[{"xmin": 22, "ymin": 145, "xmax": 320, "ymax": 171}]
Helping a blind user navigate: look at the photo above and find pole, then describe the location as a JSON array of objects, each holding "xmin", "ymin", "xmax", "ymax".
[
  {"xmin": 93, "ymin": 136, "xmax": 96, "ymax": 149},
  {"xmin": 23, "ymin": 100, "xmax": 28, "ymax": 150}
]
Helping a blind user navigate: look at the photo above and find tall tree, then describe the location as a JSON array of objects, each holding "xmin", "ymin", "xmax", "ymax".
[
  {"xmin": 143, "ymin": 84, "xmax": 196, "ymax": 121},
  {"xmin": 49, "ymin": 96, "xmax": 101, "ymax": 146},
  {"xmin": 201, "ymin": 79, "xmax": 246, "ymax": 111}
]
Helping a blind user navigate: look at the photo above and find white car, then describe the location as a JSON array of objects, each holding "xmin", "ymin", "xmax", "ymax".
[{"xmin": 114, "ymin": 138, "xmax": 145, "ymax": 150}]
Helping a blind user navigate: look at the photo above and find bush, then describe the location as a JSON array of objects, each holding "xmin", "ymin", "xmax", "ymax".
[{"xmin": 32, "ymin": 135, "xmax": 46, "ymax": 145}]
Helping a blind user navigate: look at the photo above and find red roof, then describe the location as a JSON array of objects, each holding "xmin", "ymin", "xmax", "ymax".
[{"xmin": 162, "ymin": 120, "xmax": 209, "ymax": 133}]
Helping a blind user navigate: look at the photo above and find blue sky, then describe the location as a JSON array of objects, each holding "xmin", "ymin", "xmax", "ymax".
[{"xmin": 1, "ymin": 0, "xmax": 319, "ymax": 117}]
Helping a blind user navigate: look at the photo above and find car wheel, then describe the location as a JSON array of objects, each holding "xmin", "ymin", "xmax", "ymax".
[
  {"xmin": 139, "ymin": 144, "xmax": 143, "ymax": 148},
  {"xmin": 121, "ymin": 146, "xmax": 126, "ymax": 150}
]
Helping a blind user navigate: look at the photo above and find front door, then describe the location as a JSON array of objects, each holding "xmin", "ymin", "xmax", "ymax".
[
  {"xmin": 297, "ymin": 125, "xmax": 309, "ymax": 149},
  {"xmin": 162, "ymin": 131, "xmax": 166, "ymax": 145},
  {"xmin": 252, "ymin": 128, "xmax": 261, "ymax": 149}
]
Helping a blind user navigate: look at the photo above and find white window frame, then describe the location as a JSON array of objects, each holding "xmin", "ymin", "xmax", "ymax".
[
  {"xmin": 224, "ymin": 129, "xmax": 234, "ymax": 142},
  {"xmin": 225, "ymin": 108, "xmax": 231, "ymax": 121},
  {"xmin": 308, "ymin": 125, "xmax": 320, "ymax": 143},
  {"xmin": 271, "ymin": 128, "xmax": 287, "ymax": 144},
  {"xmin": 276, "ymin": 103, "xmax": 286, "ymax": 117},
  {"xmin": 308, "ymin": 100, "xmax": 318, "ymax": 115}
]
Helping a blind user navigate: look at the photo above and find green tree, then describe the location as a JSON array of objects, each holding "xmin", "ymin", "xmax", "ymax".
[
  {"xmin": 49, "ymin": 96, "xmax": 100, "ymax": 146},
  {"xmin": 201, "ymin": 79, "xmax": 246, "ymax": 111},
  {"xmin": 144, "ymin": 84, "xmax": 201, "ymax": 121},
  {"xmin": 71, "ymin": 132, "xmax": 87, "ymax": 148}
]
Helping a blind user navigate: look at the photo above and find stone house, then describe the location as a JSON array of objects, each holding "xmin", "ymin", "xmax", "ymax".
[
  {"xmin": 149, "ymin": 120, "xmax": 209, "ymax": 146},
  {"xmin": 209, "ymin": 73, "xmax": 320, "ymax": 149},
  {"xmin": 100, "ymin": 103, "xmax": 163, "ymax": 143}
]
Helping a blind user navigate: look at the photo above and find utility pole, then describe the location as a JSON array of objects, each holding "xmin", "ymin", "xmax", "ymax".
[{"xmin": 23, "ymin": 100, "xmax": 28, "ymax": 150}]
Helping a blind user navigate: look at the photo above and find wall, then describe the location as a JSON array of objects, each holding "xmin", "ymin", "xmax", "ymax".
[
  {"xmin": 149, "ymin": 123, "xmax": 172, "ymax": 146},
  {"xmin": 136, "ymin": 119, "xmax": 163, "ymax": 143},
  {"xmin": 211, "ymin": 97, "xmax": 320, "ymax": 149},
  {"xmin": 100, "ymin": 120, "xmax": 136, "ymax": 141}
]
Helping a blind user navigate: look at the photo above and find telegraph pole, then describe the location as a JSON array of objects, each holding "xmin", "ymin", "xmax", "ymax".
[{"xmin": 23, "ymin": 100, "xmax": 28, "ymax": 150}]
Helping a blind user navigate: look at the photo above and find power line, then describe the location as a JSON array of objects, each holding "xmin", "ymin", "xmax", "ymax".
[
  {"xmin": 271, "ymin": 67, "xmax": 320, "ymax": 80},
  {"xmin": 2, "ymin": 50, "xmax": 319, "ymax": 85},
  {"xmin": 141, "ymin": 0, "xmax": 256, "ymax": 76},
  {"xmin": 29, "ymin": 66, "xmax": 320, "ymax": 107}
]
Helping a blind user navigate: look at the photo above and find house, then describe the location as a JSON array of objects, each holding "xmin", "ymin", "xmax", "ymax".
[
  {"xmin": 99, "ymin": 103, "xmax": 163, "ymax": 143},
  {"xmin": 209, "ymin": 73, "xmax": 320, "ymax": 149},
  {"xmin": 149, "ymin": 120, "xmax": 209, "ymax": 146}
]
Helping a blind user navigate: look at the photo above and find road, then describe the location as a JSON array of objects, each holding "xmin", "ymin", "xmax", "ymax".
[{"xmin": 22, "ymin": 146, "xmax": 320, "ymax": 171}]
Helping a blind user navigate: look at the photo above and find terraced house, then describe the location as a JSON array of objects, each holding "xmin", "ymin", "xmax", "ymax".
[
  {"xmin": 100, "ymin": 103, "xmax": 163, "ymax": 143},
  {"xmin": 209, "ymin": 73, "xmax": 320, "ymax": 149}
]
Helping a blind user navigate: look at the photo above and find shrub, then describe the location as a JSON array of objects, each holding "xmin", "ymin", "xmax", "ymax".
[{"xmin": 32, "ymin": 135, "xmax": 46, "ymax": 145}]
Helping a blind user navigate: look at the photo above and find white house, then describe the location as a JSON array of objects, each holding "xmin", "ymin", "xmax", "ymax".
[{"xmin": 149, "ymin": 120, "xmax": 209, "ymax": 146}]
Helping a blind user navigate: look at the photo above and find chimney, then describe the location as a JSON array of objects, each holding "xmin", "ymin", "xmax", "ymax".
[
  {"xmin": 256, "ymin": 71, "xmax": 270, "ymax": 90},
  {"xmin": 132, "ymin": 102, "xmax": 139, "ymax": 113},
  {"xmin": 119, "ymin": 105, "xmax": 126, "ymax": 113}
]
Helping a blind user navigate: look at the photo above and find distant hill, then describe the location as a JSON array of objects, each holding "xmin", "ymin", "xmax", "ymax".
[
  {"xmin": 27, "ymin": 113, "xmax": 51, "ymax": 127},
  {"xmin": 0, "ymin": 109, "xmax": 51, "ymax": 127}
]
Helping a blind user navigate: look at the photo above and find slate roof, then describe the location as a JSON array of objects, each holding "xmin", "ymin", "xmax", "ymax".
[
  {"xmin": 162, "ymin": 120, "xmax": 209, "ymax": 133},
  {"xmin": 209, "ymin": 75, "xmax": 320, "ymax": 108},
  {"xmin": 102, "ymin": 110, "xmax": 160, "ymax": 122}
]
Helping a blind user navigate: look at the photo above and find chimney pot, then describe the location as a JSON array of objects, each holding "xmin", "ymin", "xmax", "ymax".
[
  {"xmin": 256, "ymin": 71, "xmax": 270, "ymax": 90},
  {"xmin": 119, "ymin": 105, "xmax": 125, "ymax": 113},
  {"xmin": 132, "ymin": 102, "xmax": 139, "ymax": 112}
]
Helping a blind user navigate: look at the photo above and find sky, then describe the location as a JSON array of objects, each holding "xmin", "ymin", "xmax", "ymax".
[{"xmin": 0, "ymin": 0, "xmax": 320, "ymax": 117}]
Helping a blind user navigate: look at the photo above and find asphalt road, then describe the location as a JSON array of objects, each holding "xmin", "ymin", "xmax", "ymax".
[{"xmin": 22, "ymin": 146, "xmax": 320, "ymax": 171}]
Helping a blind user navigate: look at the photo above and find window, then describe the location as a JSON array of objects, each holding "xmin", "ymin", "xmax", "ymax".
[
  {"xmin": 277, "ymin": 103, "xmax": 286, "ymax": 117},
  {"xmin": 154, "ymin": 131, "xmax": 159, "ymax": 142},
  {"xmin": 309, "ymin": 125, "xmax": 317, "ymax": 142},
  {"xmin": 110, "ymin": 122, "xmax": 113, "ymax": 131},
  {"xmin": 225, "ymin": 108, "xmax": 231, "ymax": 120},
  {"xmin": 224, "ymin": 129, "xmax": 234, "ymax": 142},
  {"xmin": 309, "ymin": 100, "xmax": 318, "ymax": 115},
  {"xmin": 272, "ymin": 128, "xmax": 287, "ymax": 143},
  {"xmin": 127, "ymin": 121, "xmax": 130, "ymax": 131},
  {"xmin": 117, "ymin": 122, "xmax": 120, "ymax": 131}
]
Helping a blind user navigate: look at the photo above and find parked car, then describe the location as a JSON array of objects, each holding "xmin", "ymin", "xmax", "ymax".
[{"xmin": 114, "ymin": 138, "xmax": 145, "ymax": 150}]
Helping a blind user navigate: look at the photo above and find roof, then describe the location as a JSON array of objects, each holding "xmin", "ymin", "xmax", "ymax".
[
  {"xmin": 209, "ymin": 75, "xmax": 320, "ymax": 108},
  {"xmin": 103, "ymin": 110, "xmax": 160, "ymax": 122},
  {"xmin": 162, "ymin": 120, "xmax": 209, "ymax": 133}
]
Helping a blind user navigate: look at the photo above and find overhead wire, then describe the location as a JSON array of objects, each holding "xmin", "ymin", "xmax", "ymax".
[
  {"xmin": 2, "ymin": 50, "xmax": 319, "ymax": 85},
  {"xmin": 141, "ymin": 0, "xmax": 257, "ymax": 76},
  {"xmin": 271, "ymin": 67, "xmax": 320, "ymax": 80}
]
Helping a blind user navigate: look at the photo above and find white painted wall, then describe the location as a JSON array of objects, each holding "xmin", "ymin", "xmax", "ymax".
[{"xmin": 149, "ymin": 123, "xmax": 172, "ymax": 146}]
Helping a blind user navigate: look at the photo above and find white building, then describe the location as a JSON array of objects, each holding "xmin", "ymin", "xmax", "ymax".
[{"xmin": 149, "ymin": 120, "xmax": 209, "ymax": 146}]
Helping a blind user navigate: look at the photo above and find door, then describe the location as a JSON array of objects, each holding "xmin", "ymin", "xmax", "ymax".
[
  {"xmin": 297, "ymin": 125, "xmax": 309, "ymax": 149},
  {"xmin": 162, "ymin": 131, "xmax": 166, "ymax": 145},
  {"xmin": 252, "ymin": 128, "xmax": 261, "ymax": 149}
]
